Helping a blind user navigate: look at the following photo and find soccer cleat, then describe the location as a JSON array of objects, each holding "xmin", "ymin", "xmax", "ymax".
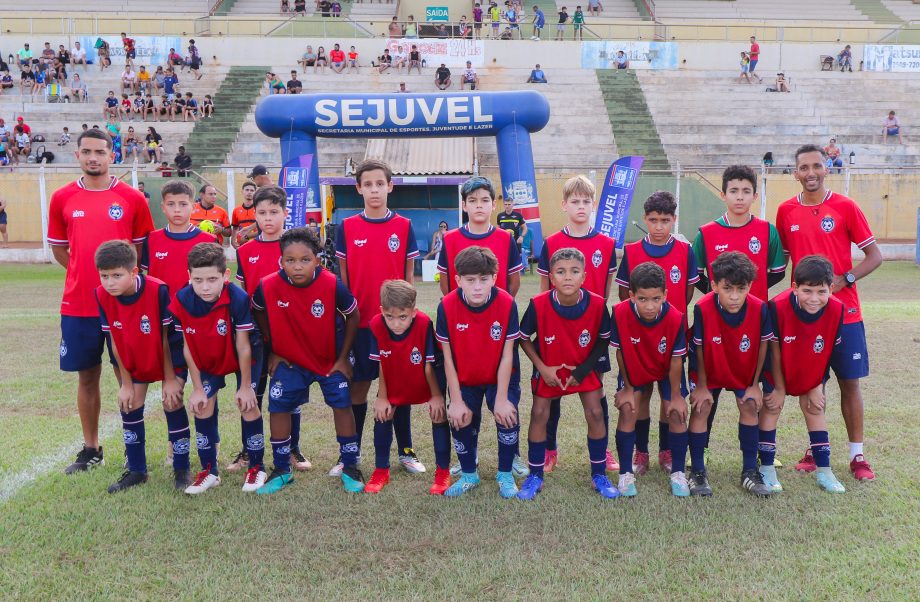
[
  {"xmin": 772, "ymin": 457, "xmax": 783, "ymax": 469},
  {"xmin": 633, "ymin": 451, "xmax": 649, "ymax": 476},
  {"xmin": 617, "ymin": 472, "xmax": 637, "ymax": 497},
  {"xmin": 759, "ymin": 465, "xmax": 783, "ymax": 493},
  {"xmin": 429, "ymin": 467, "xmax": 452, "ymax": 495},
  {"xmin": 740, "ymin": 468, "xmax": 773, "ymax": 497},
  {"xmin": 512, "ymin": 455, "xmax": 530, "ymax": 478},
  {"xmin": 516, "ymin": 474, "xmax": 544, "ymax": 500},
  {"xmin": 849, "ymin": 454, "xmax": 876, "ymax": 481},
  {"xmin": 241, "ymin": 466, "xmax": 267, "ymax": 492},
  {"xmin": 544, "ymin": 449, "xmax": 559, "ymax": 473},
  {"xmin": 688, "ymin": 469, "xmax": 713, "ymax": 497},
  {"xmin": 444, "ymin": 472, "xmax": 481, "ymax": 497},
  {"xmin": 364, "ymin": 468, "xmax": 391, "ymax": 494},
  {"xmin": 256, "ymin": 468, "xmax": 294, "ymax": 495},
  {"xmin": 816, "ymin": 469, "xmax": 846, "ymax": 493},
  {"xmin": 291, "ymin": 447, "xmax": 312, "ymax": 471},
  {"xmin": 226, "ymin": 449, "xmax": 248, "ymax": 473},
  {"xmin": 398, "ymin": 448, "xmax": 427, "ymax": 474},
  {"xmin": 173, "ymin": 469, "xmax": 192, "ymax": 491},
  {"xmin": 795, "ymin": 448, "xmax": 817, "ymax": 473},
  {"xmin": 496, "ymin": 471, "xmax": 519, "ymax": 499},
  {"xmin": 592, "ymin": 474, "xmax": 621, "ymax": 499},
  {"xmin": 328, "ymin": 455, "xmax": 360, "ymax": 477},
  {"xmin": 185, "ymin": 468, "xmax": 220, "ymax": 495},
  {"xmin": 107, "ymin": 470, "xmax": 148, "ymax": 494},
  {"xmin": 341, "ymin": 465, "xmax": 366, "ymax": 493},
  {"xmin": 449, "ymin": 456, "xmax": 479, "ymax": 477},
  {"xmin": 658, "ymin": 450, "xmax": 673, "ymax": 473},
  {"xmin": 65, "ymin": 445, "xmax": 104, "ymax": 475},
  {"xmin": 605, "ymin": 449, "xmax": 619, "ymax": 472},
  {"xmin": 670, "ymin": 471, "xmax": 690, "ymax": 497}
]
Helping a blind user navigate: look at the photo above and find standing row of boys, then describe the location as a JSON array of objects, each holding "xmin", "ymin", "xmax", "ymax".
[{"xmin": 52, "ymin": 130, "xmax": 881, "ymax": 498}]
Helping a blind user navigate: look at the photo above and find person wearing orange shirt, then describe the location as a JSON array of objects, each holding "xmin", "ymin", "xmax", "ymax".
[
  {"xmin": 232, "ymin": 180, "xmax": 258, "ymax": 248},
  {"xmin": 190, "ymin": 184, "xmax": 231, "ymax": 245}
]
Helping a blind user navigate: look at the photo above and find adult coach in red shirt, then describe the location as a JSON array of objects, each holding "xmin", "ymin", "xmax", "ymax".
[
  {"xmin": 47, "ymin": 129, "xmax": 154, "ymax": 475},
  {"xmin": 776, "ymin": 144, "xmax": 882, "ymax": 481}
]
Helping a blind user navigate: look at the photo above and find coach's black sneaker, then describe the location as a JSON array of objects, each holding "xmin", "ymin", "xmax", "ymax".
[
  {"xmin": 64, "ymin": 445, "xmax": 104, "ymax": 475},
  {"xmin": 107, "ymin": 470, "xmax": 148, "ymax": 494},
  {"xmin": 740, "ymin": 468, "xmax": 772, "ymax": 498},
  {"xmin": 173, "ymin": 469, "xmax": 192, "ymax": 491},
  {"xmin": 689, "ymin": 470, "xmax": 713, "ymax": 497}
]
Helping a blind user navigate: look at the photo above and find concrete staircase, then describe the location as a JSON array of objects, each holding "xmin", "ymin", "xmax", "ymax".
[
  {"xmin": 652, "ymin": 0, "xmax": 869, "ymax": 21},
  {"xmin": 595, "ymin": 69, "xmax": 670, "ymax": 170},
  {"xmin": 851, "ymin": 0, "xmax": 903, "ymax": 23},
  {"xmin": 5, "ymin": 0, "xmax": 208, "ymax": 13},
  {"xmin": 549, "ymin": 0, "xmax": 641, "ymax": 19}
]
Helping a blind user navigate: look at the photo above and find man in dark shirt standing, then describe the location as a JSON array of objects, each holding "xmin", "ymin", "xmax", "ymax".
[
  {"xmin": 287, "ymin": 70, "xmax": 303, "ymax": 94},
  {"xmin": 497, "ymin": 195, "xmax": 527, "ymax": 248},
  {"xmin": 174, "ymin": 145, "xmax": 192, "ymax": 176}
]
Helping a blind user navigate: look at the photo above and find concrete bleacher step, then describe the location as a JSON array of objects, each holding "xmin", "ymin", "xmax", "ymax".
[
  {"xmin": 596, "ymin": 69, "xmax": 670, "ymax": 168},
  {"xmin": 851, "ymin": 0, "xmax": 903, "ymax": 23}
]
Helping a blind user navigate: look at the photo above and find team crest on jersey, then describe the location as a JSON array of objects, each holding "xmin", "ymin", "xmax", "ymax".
[
  {"xmin": 748, "ymin": 236, "xmax": 762, "ymax": 254},
  {"xmin": 140, "ymin": 315, "xmax": 151, "ymax": 335},
  {"xmin": 108, "ymin": 203, "xmax": 124, "ymax": 221},
  {"xmin": 216, "ymin": 319, "xmax": 228, "ymax": 336},
  {"xmin": 246, "ymin": 434, "xmax": 264, "ymax": 450},
  {"xmin": 311, "ymin": 299, "xmax": 325, "ymax": 318},
  {"xmin": 490, "ymin": 321, "xmax": 503, "ymax": 341},
  {"xmin": 657, "ymin": 336, "xmax": 668, "ymax": 354},
  {"xmin": 173, "ymin": 437, "xmax": 190, "ymax": 454},
  {"xmin": 270, "ymin": 381, "xmax": 283, "ymax": 399},
  {"xmin": 388, "ymin": 233, "xmax": 400, "ymax": 252},
  {"xmin": 821, "ymin": 215, "xmax": 835, "ymax": 233},
  {"xmin": 591, "ymin": 249, "xmax": 603, "ymax": 268},
  {"xmin": 59, "ymin": 341, "xmax": 67, "ymax": 357},
  {"xmin": 578, "ymin": 329, "xmax": 591, "ymax": 348},
  {"xmin": 123, "ymin": 430, "xmax": 138, "ymax": 444},
  {"xmin": 813, "ymin": 335, "xmax": 825, "ymax": 353},
  {"xmin": 669, "ymin": 265, "xmax": 681, "ymax": 284},
  {"xmin": 410, "ymin": 346, "xmax": 423, "ymax": 365},
  {"xmin": 739, "ymin": 334, "xmax": 751, "ymax": 352}
]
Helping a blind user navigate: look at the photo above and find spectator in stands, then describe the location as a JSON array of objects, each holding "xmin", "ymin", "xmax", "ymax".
[
  {"xmin": 572, "ymin": 5, "xmax": 584, "ymax": 40},
  {"xmin": 883, "ymin": 110, "xmax": 903, "ymax": 144},
  {"xmin": 137, "ymin": 65, "xmax": 150, "ymax": 94},
  {"xmin": 0, "ymin": 138, "xmax": 8, "ymax": 166},
  {"xmin": 31, "ymin": 64, "xmax": 48, "ymax": 100},
  {"xmin": 158, "ymin": 94, "xmax": 172, "ymax": 121},
  {"xmin": 1, "ymin": 71, "xmax": 13, "ymax": 92},
  {"xmin": 407, "ymin": 45, "xmax": 421, "ymax": 74},
  {"xmin": 287, "ymin": 71, "xmax": 303, "ymax": 94},
  {"xmin": 377, "ymin": 49, "xmax": 393, "ymax": 74},
  {"xmin": 152, "ymin": 65, "xmax": 166, "ymax": 93},
  {"xmin": 184, "ymin": 92, "xmax": 198, "ymax": 122},
  {"xmin": 775, "ymin": 72, "xmax": 790, "ymax": 92},
  {"xmin": 738, "ymin": 52, "xmax": 751, "ymax": 84},
  {"xmin": 12, "ymin": 125, "xmax": 30, "ymax": 162},
  {"xmin": 505, "ymin": 2, "xmax": 522, "ymax": 39},
  {"xmin": 824, "ymin": 138, "xmax": 844, "ymax": 172},
  {"xmin": 123, "ymin": 126, "xmax": 140, "ymax": 162},
  {"xmin": 266, "ymin": 72, "xmax": 286, "ymax": 94},
  {"xmin": 143, "ymin": 93, "xmax": 156, "ymax": 121},
  {"xmin": 436, "ymin": 23, "xmax": 451, "ymax": 38},
  {"xmin": 202, "ymin": 94, "xmax": 214, "ymax": 117},
  {"xmin": 294, "ymin": 0, "xmax": 306, "ymax": 14},
  {"xmin": 424, "ymin": 221, "xmax": 449, "ymax": 260},
  {"xmin": 52, "ymin": 57, "xmax": 68, "ymax": 85},
  {"xmin": 331, "ymin": 0, "xmax": 341, "ymax": 17},
  {"xmin": 15, "ymin": 117, "xmax": 31, "ymax": 137},
  {"xmin": 172, "ymin": 93, "xmax": 187, "ymax": 120},
  {"xmin": 530, "ymin": 6, "xmax": 545, "ymax": 40},
  {"xmin": 146, "ymin": 126, "xmax": 163, "ymax": 163},
  {"xmin": 613, "ymin": 50, "xmax": 629, "ymax": 69},
  {"xmin": 389, "ymin": 16, "xmax": 404, "ymax": 37},
  {"xmin": 174, "ymin": 145, "xmax": 193, "ymax": 176},
  {"xmin": 330, "ymin": 44, "xmax": 346, "ymax": 74},
  {"xmin": 319, "ymin": 0, "xmax": 331, "ymax": 17},
  {"xmin": 121, "ymin": 33, "xmax": 136, "ymax": 67},
  {"xmin": 119, "ymin": 93, "xmax": 132, "ymax": 119},
  {"xmin": 527, "ymin": 63, "xmax": 547, "ymax": 83},
  {"xmin": 130, "ymin": 92, "xmax": 144, "ymax": 120},
  {"xmin": 397, "ymin": 81, "xmax": 411, "ymax": 92},
  {"xmin": 138, "ymin": 181, "xmax": 151, "ymax": 201},
  {"xmin": 458, "ymin": 15, "xmax": 472, "ymax": 38},
  {"xmin": 19, "ymin": 66, "xmax": 35, "ymax": 96},
  {"xmin": 121, "ymin": 65, "xmax": 137, "ymax": 93},
  {"xmin": 168, "ymin": 48, "xmax": 183, "ymax": 70},
  {"xmin": 555, "ymin": 6, "xmax": 569, "ymax": 41},
  {"xmin": 57, "ymin": 45, "xmax": 71, "ymax": 66},
  {"xmin": 163, "ymin": 68, "xmax": 179, "ymax": 100},
  {"xmin": 298, "ymin": 45, "xmax": 317, "ymax": 72},
  {"xmin": 281, "ymin": 0, "xmax": 290, "ymax": 13},
  {"xmin": 837, "ymin": 45, "xmax": 853, "ymax": 72},
  {"xmin": 748, "ymin": 36, "xmax": 763, "ymax": 83},
  {"xmin": 58, "ymin": 126, "xmax": 71, "ymax": 147},
  {"xmin": 315, "ymin": 46, "xmax": 328, "ymax": 73},
  {"xmin": 102, "ymin": 90, "xmax": 119, "ymax": 119},
  {"xmin": 0, "ymin": 119, "xmax": 9, "ymax": 142},
  {"xmin": 460, "ymin": 61, "xmax": 479, "ymax": 90},
  {"xmin": 392, "ymin": 45, "xmax": 407, "ymax": 72},
  {"xmin": 17, "ymin": 44, "xmax": 32, "ymax": 69},
  {"xmin": 587, "ymin": 0, "xmax": 601, "ymax": 17},
  {"xmin": 96, "ymin": 38, "xmax": 111, "ymax": 72},
  {"xmin": 188, "ymin": 39, "xmax": 203, "ymax": 81},
  {"xmin": 435, "ymin": 63, "xmax": 451, "ymax": 90},
  {"xmin": 157, "ymin": 161, "xmax": 172, "ymax": 176},
  {"xmin": 71, "ymin": 41, "xmax": 87, "ymax": 70},
  {"xmin": 474, "ymin": 3, "xmax": 484, "ymax": 38},
  {"xmin": 40, "ymin": 42, "xmax": 55, "ymax": 68},
  {"xmin": 0, "ymin": 56, "xmax": 7, "ymax": 74},
  {"xmin": 405, "ymin": 14, "xmax": 418, "ymax": 38},
  {"xmin": 348, "ymin": 46, "xmax": 359, "ymax": 73}
]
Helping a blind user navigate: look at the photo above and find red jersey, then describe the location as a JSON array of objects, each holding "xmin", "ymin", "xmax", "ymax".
[
  {"xmin": 96, "ymin": 275, "xmax": 171, "ymax": 383},
  {"xmin": 618, "ymin": 236, "xmax": 696, "ymax": 327},
  {"xmin": 693, "ymin": 293, "xmax": 767, "ymax": 390},
  {"xmin": 369, "ymin": 312, "xmax": 436, "ymax": 406},
  {"xmin": 538, "ymin": 227, "xmax": 616, "ymax": 297},
  {"xmin": 436, "ymin": 288, "xmax": 519, "ymax": 387},
  {"xmin": 439, "ymin": 225, "xmax": 522, "ymax": 293},
  {"xmin": 698, "ymin": 216, "xmax": 772, "ymax": 301},
  {"xmin": 141, "ymin": 226, "xmax": 216, "ymax": 298},
  {"xmin": 776, "ymin": 190, "xmax": 875, "ymax": 324},
  {"xmin": 47, "ymin": 177, "xmax": 154, "ymax": 317},
  {"xmin": 610, "ymin": 300, "xmax": 686, "ymax": 388},
  {"xmin": 236, "ymin": 236, "xmax": 282, "ymax": 297},
  {"xmin": 769, "ymin": 288, "xmax": 844, "ymax": 395},
  {"xmin": 532, "ymin": 289, "xmax": 606, "ymax": 397},
  {"xmin": 190, "ymin": 203, "xmax": 230, "ymax": 245},
  {"xmin": 336, "ymin": 212, "xmax": 419, "ymax": 328}
]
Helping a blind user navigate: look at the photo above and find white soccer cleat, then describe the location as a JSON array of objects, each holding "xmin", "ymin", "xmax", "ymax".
[
  {"xmin": 398, "ymin": 448, "xmax": 427, "ymax": 474},
  {"xmin": 184, "ymin": 469, "xmax": 220, "ymax": 495},
  {"xmin": 241, "ymin": 466, "xmax": 267, "ymax": 492}
]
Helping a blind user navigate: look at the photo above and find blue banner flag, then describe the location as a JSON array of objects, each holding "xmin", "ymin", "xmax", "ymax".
[
  {"xmin": 594, "ymin": 156, "xmax": 644, "ymax": 249},
  {"xmin": 279, "ymin": 154, "xmax": 318, "ymax": 230}
]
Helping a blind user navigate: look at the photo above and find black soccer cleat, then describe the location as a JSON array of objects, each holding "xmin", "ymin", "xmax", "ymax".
[
  {"xmin": 173, "ymin": 469, "xmax": 192, "ymax": 491},
  {"xmin": 64, "ymin": 445, "xmax": 104, "ymax": 475},
  {"xmin": 107, "ymin": 470, "xmax": 149, "ymax": 494},
  {"xmin": 688, "ymin": 470, "xmax": 713, "ymax": 497},
  {"xmin": 740, "ymin": 468, "xmax": 772, "ymax": 498}
]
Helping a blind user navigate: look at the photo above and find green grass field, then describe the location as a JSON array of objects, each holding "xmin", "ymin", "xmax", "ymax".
[{"xmin": 1, "ymin": 262, "xmax": 919, "ymax": 599}]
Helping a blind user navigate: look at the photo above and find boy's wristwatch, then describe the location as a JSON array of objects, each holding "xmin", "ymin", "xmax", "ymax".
[{"xmin": 844, "ymin": 272, "xmax": 856, "ymax": 287}]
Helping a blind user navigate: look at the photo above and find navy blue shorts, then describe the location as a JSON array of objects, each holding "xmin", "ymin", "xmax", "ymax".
[
  {"xmin": 458, "ymin": 378, "xmax": 522, "ymax": 416},
  {"xmin": 830, "ymin": 321, "xmax": 869, "ymax": 380},
  {"xmin": 349, "ymin": 327, "xmax": 379, "ymax": 382},
  {"xmin": 60, "ymin": 315, "xmax": 108, "ymax": 372},
  {"xmin": 199, "ymin": 339, "xmax": 265, "ymax": 399},
  {"xmin": 267, "ymin": 361, "xmax": 350, "ymax": 413},
  {"xmin": 0, "ymin": 211, "xmax": 7, "ymax": 225},
  {"xmin": 617, "ymin": 372, "xmax": 689, "ymax": 400}
]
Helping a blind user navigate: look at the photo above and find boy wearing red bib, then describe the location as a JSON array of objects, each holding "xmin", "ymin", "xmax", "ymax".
[
  {"xmin": 518, "ymin": 248, "xmax": 618, "ymax": 500},
  {"xmin": 767, "ymin": 256, "xmax": 847, "ymax": 493}
]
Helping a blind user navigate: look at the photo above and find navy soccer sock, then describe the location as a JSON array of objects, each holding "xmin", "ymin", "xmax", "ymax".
[
  {"xmin": 587, "ymin": 435, "xmax": 607, "ymax": 476},
  {"xmin": 194, "ymin": 413, "xmax": 220, "ymax": 475},
  {"xmin": 670, "ymin": 429, "xmax": 688, "ymax": 473},
  {"xmin": 496, "ymin": 424, "xmax": 519, "ymax": 473},
  {"xmin": 705, "ymin": 397, "xmax": 719, "ymax": 448},
  {"xmin": 432, "ymin": 421, "xmax": 451, "ymax": 470},
  {"xmin": 393, "ymin": 404, "xmax": 413, "ymax": 452},
  {"xmin": 600, "ymin": 396, "xmax": 610, "ymax": 434},
  {"xmin": 528, "ymin": 439, "xmax": 547, "ymax": 478},
  {"xmin": 338, "ymin": 434, "xmax": 361, "ymax": 467},
  {"xmin": 738, "ymin": 423, "xmax": 759, "ymax": 472},
  {"xmin": 256, "ymin": 370, "xmax": 267, "ymax": 410},
  {"xmin": 451, "ymin": 422, "xmax": 478, "ymax": 473},
  {"xmin": 352, "ymin": 402, "xmax": 368, "ymax": 449},
  {"xmin": 121, "ymin": 407, "xmax": 147, "ymax": 474},
  {"xmin": 615, "ymin": 429, "xmax": 636, "ymax": 474},
  {"xmin": 658, "ymin": 420, "xmax": 670, "ymax": 452},
  {"xmin": 373, "ymin": 418, "xmax": 394, "ymax": 469},
  {"xmin": 289, "ymin": 407, "xmax": 302, "ymax": 449},
  {"xmin": 689, "ymin": 431, "xmax": 708, "ymax": 472},
  {"xmin": 212, "ymin": 399, "xmax": 220, "ymax": 444},
  {"xmin": 242, "ymin": 416, "xmax": 265, "ymax": 469},
  {"xmin": 635, "ymin": 418, "xmax": 651, "ymax": 454},
  {"xmin": 270, "ymin": 436, "xmax": 291, "ymax": 473},
  {"xmin": 546, "ymin": 398, "xmax": 561, "ymax": 451},
  {"xmin": 758, "ymin": 429, "xmax": 777, "ymax": 467},
  {"xmin": 809, "ymin": 430, "xmax": 831, "ymax": 468},
  {"xmin": 164, "ymin": 407, "xmax": 190, "ymax": 471}
]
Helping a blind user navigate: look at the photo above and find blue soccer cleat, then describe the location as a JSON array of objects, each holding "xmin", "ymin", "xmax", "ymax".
[
  {"xmin": 516, "ymin": 474, "xmax": 544, "ymax": 500},
  {"xmin": 444, "ymin": 472, "xmax": 481, "ymax": 497},
  {"xmin": 816, "ymin": 468, "xmax": 846, "ymax": 494},
  {"xmin": 496, "ymin": 471, "xmax": 519, "ymax": 499},
  {"xmin": 592, "ymin": 473, "xmax": 621, "ymax": 499},
  {"xmin": 341, "ymin": 465, "xmax": 366, "ymax": 493},
  {"xmin": 256, "ymin": 468, "xmax": 293, "ymax": 495},
  {"xmin": 670, "ymin": 471, "xmax": 690, "ymax": 497}
]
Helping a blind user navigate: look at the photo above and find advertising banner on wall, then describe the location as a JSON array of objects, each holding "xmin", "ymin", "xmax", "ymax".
[
  {"xmin": 384, "ymin": 38, "xmax": 484, "ymax": 67},
  {"xmin": 863, "ymin": 45, "xmax": 920, "ymax": 72},
  {"xmin": 79, "ymin": 35, "xmax": 181, "ymax": 68},
  {"xmin": 581, "ymin": 41, "xmax": 678, "ymax": 70}
]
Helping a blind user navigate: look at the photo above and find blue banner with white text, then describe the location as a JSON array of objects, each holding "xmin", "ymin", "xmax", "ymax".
[
  {"xmin": 279, "ymin": 154, "xmax": 318, "ymax": 230},
  {"xmin": 594, "ymin": 156, "xmax": 644, "ymax": 249}
]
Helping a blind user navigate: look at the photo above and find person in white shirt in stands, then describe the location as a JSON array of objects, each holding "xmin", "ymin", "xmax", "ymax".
[
  {"xmin": 121, "ymin": 65, "xmax": 137, "ymax": 93},
  {"xmin": 459, "ymin": 61, "xmax": 479, "ymax": 90},
  {"xmin": 393, "ymin": 45, "xmax": 408, "ymax": 72}
]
